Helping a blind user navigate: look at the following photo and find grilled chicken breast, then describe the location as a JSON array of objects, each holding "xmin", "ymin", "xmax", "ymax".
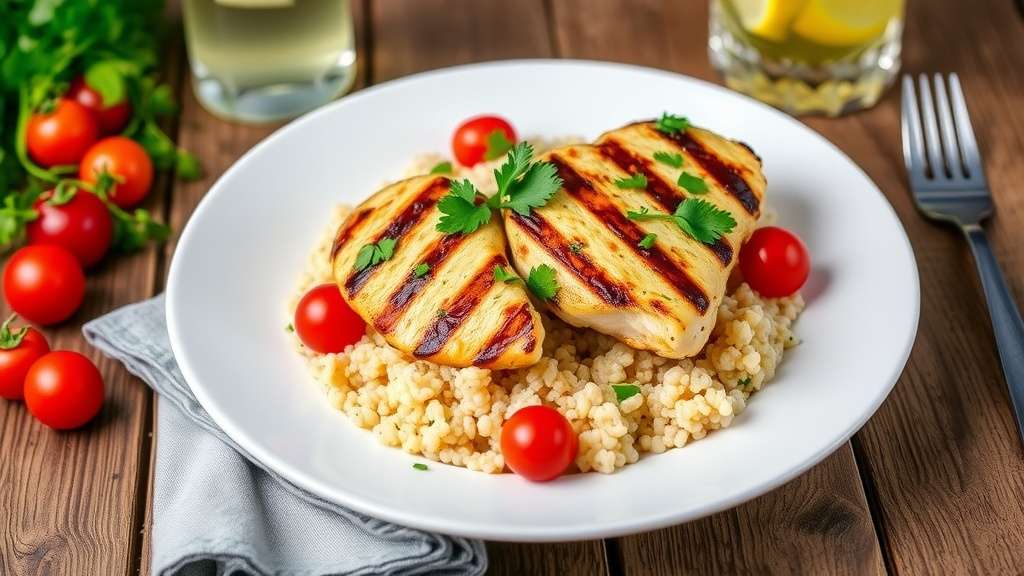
[
  {"xmin": 331, "ymin": 175, "xmax": 544, "ymax": 369},
  {"xmin": 503, "ymin": 121, "xmax": 765, "ymax": 358}
]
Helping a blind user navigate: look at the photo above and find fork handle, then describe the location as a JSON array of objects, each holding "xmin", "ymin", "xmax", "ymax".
[{"xmin": 963, "ymin": 224, "xmax": 1024, "ymax": 447}]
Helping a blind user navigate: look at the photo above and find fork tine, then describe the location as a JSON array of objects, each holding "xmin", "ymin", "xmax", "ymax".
[
  {"xmin": 931, "ymin": 74, "xmax": 964, "ymax": 178},
  {"xmin": 947, "ymin": 73, "xmax": 985, "ymax": 181},
  {"xmin": 901, "ymin": 75, "xmax": 927, "ymax": 179},
  {"xmin": 917, "ymin": 74, "xmax": 947, "ymax": 177}
]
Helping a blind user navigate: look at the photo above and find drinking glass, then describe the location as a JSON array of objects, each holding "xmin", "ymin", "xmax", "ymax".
[
  {"xmin": 183, "ymin": 0, "xmax": 357, "ymax": 123},
  {"xmin": 709, "ymin": 0, "xmax": 904, "ymax": 116}
]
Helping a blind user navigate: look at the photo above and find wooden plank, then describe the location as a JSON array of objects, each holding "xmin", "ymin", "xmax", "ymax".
[
  {"xmin": 370, "ymin": 1, "xmax": 608, "ymax": 573},
  {"xmin": 0, "ymin": 16, "xmax": 183, "ymax": 576},
  {"xmin": 829, "ymin": 0, "xmax": 1024, "ymax": 572},
  {"xmin": 548, "ymin": 1, "xmax": 886, "ymax": 574}
]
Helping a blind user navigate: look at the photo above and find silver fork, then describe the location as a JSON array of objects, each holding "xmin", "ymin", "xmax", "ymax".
[{"xmin": 902, "ymin": 73, "xmax": 1024, "ymax": 446}]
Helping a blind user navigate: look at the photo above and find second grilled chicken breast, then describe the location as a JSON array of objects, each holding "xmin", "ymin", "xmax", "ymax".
[
  {"xmin": 503, "ymin": 121, "xmax": 765, "ymax": 358},
  {"xmin": 331, "ymin": 175, "xmax": 544, "ymax": 369}
]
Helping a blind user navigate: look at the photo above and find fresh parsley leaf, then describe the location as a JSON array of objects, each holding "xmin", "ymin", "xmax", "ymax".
[
  {"xmin": 499, "ymin": 160, "xmax": 561, "ymax": 216},
  {"xmin": 436, "ymin": 179, "xmax": 492, "ymax": 234},
  {"xmin": 484, "ymin": 130, "xmax": 514, "ymax": 161},
  {"xmin": 413, "ymin": 263, "xmax": 430, "ymax": 278},
  {"xmin": 353, "ymin": 238, "xmax": 398, "ymax": 272},
  {"xmin": 526, "ymin": 264, "xmax": 558, "ymax": 301},
  {"xmin": 655, "ymin": 112, "xmax": 690, "ymax": 134},
  {"xmin": 677, "ymin": 172, "xmax": 709, "ymax": 194},
  {"xmin": 638, "ymin": 233, "xmax": 657, "ymax": 249},
  {"xmin": 493, "ymin": 142, "xmax": 535, "ymax": 200},
  {"xmin": 429, "ymin": 161, "xmax": 453, "ymax": 175},
  {"xmin": 612, "ymin": 383, "xmax": 641, "ymax": 402},
  {"xmin": 614, "ymin": 173, "xmax": 647, "ymax": 189},
  {"xmin": 653, "ymin": 151, "xmax": 683, "ymax": 168},
  {"xmin": 493, "ymin": 265, "xmax": 519, "ymax": 283},
  {"xmin": 412, "ymin": 463, "xmax": 429, "ymax": 471},
  {"xmin": 673, "ymin": 199, "xmax": 736, "ymax": 244}
]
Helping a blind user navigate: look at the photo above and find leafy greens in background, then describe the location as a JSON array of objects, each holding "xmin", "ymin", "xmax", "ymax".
[{"xmin": 0, "ymin": 0, "xmax": 196, "ymax": 250}]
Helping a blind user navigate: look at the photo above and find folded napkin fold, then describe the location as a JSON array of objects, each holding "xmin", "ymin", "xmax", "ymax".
[{"xmin": 83, "ymin": 295, "xmax": 487, "ymax": 576}]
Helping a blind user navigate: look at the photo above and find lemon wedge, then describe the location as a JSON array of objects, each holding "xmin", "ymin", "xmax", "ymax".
[
  {"xmin": 791, "ymin": 0, "xmax": 902, "ymax": 46},
  {"xmin": 730, "ymin": 0, "xmax": 808, "ymax": 42}
]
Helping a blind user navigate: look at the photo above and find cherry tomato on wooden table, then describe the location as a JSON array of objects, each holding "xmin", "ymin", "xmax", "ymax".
[
  {"xmin": 0, "ymin": 315, "xmax": 50, "ymax": 400},
  {"xmin": 739, "ymin": 226, "xmax": 810, "ymax": 298},
  {"xmin": 66, "ymin": 76, "xmax": 132, "ymax": 135},
  {"xmin": 24, "ymin": 351, "xmax": 104, "ymax": 430},
  {"xmin": 25, "ymin": 99, "xmax": 99, "ymax": 167},
  {"xmin": 451, "ymin": 115, "xmax": 517, "ymax": 167},
  {"xmin": 500, "ymin": 405, "xmax": 578, "ymax": 481},
  {"xmin": 79, "ymin": 136, "xmax": 154, "ymax": 209},
  {"xmin": 3, "ymin": 245, "xmax": 86, "ymax": 326},
  {"xmin": 294, "ymin": 283, "xmax": 365, "ymax": 354},
  {"xmin": 27, "ymin": 187, "xmax": 113, "ymax": 268}
]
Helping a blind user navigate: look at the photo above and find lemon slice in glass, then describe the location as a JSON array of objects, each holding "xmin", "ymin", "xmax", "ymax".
[
  {"xmin": 730, "ymin": 0, "xmax": 808, "ymax": 42},
  {"xmin": 792, "ymin": 0, "xmax": 901, "ymax": 47}
]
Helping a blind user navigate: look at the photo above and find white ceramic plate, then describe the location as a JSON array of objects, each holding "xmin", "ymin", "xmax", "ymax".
[{"xmin": 166, "ymin": 60, "xmax": 919, "ymax": 541}]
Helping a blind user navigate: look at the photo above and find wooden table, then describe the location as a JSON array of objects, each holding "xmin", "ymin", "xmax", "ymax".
[{"xmin": 3, "ymin": 1, "xmax": 1023, "ymax": 574}]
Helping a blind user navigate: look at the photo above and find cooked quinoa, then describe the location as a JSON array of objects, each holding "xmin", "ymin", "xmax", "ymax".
[{"xmin": 289, "ymin": 148, "xmax": 803, "ymax": 475}]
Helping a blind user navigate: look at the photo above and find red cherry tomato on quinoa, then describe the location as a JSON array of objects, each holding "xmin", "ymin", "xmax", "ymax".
[
  {"xmin": 26, "ymin": 99, "xmax": 99, "ymax": 167},
  {"xmin": 67, "ymin": 76, "xmax": 132, "ymax": 135},
  {"xmin": 739, "ymin": 226, "xmax": 810, "ymax": 298},
  {"xmin": 3, "ymin": 245, "xmax": 86, "ymax": 326},
  {"xmin": 24, "ymin": 351, "xmax": 104, "ymax": 430},
  {"xmin": 79, "ymin": 136, "xmax": 154, "ymax": 209},
  {"xmin": 501, "ymin": 405, "xmax": 578, "ymax": 482},
  {"xmin": 451, "ymin": 115, "xmax": 517, "ymax": 167},
  {"xmin": 0, "ymin": 316, "xmax": 50, "ymax": 400},
  {"xmin": 294, "ymin": 283, "xmax": 365, "ymax": 354},
  {"xmin": 27, "ymin": 189, "xmax": 113, "ymax": 268}
]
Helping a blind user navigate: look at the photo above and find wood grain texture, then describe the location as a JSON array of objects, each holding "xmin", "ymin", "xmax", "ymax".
[
  {"xmin": 0, "ymin": 18, "xmax": 182, "ymax": 576},
  {"xmin": 549, "ymin": 1, "xmax": 886, "ymax": 574}
]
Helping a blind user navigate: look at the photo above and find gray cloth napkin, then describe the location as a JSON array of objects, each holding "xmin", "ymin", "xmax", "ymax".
[{"xmin": 83, "ymin": 295, "xmax": 487, "ymax": 576}]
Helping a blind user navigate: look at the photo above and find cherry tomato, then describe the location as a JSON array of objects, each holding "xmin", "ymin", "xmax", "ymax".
[
  {"xmin": 66, "ymin": 76, "xmax": 132, "ymax": 135},
  {"xmin": 3, "ymin": 245, "xmax": 86, "ymax": 326},
  {"xmin": 500, "ymin": 405, "xmax": 578, "ymax": 481},
  {"xmin": 451, "ymin": 115, "xmax": 517, "ymax": 167},
  {"xmin": 79, "ymin": 136, "xmax": 154, "ymax": 209},
  {"xmin": 0, "ymin": 315, "xmax": 50, "ymax": 400},
  {"xmin": 294, "ymin": 283, "xmax": 365, "ymax": 354},
  {"xmin": 27, "ymin": 188, "xmax": 113, "ymax": 268},
  {"xmin": 24, "ymin": 351, "xmax": 104, "ymax": 430},
  {"xmin": 739, "ymin": 226, "xmax": 810, "ymax": 298},
  {"xmin": 25, "ymin": 99, "xmax": 99, "ymax": 167}
]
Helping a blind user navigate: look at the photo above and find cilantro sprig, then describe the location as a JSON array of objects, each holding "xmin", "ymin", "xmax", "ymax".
[
  {"xmin": 484, "ymin": 130, "xmax": 514, "ymax": 161},
  {"xmin": 653, "ymin": 151, "xmax": 683, "ymax": 168},
  {"xmin": 354, "ymin": 238, "xmax": 397, "ymax": 272},
  {"xmin": 526, "ymin": 264, "xmax": 558, "ymax": 301},
  {"xmin": 612, "ymin": 383, "xmax": 641, "ymax": 403},
  {"xmin": 614, "ymin": 173, "xmax": 647, "ymax": 189},
  {"xmin": 413, "ymin": 263, "xmax": 430, "ymax": 278},
  {"xmin": 638, "ymin": 233, "xmax": 657, "ymax": 249},
  {"xmin": 493, "ymin": 265, "xmax": 519, "ymax": 283},
  {"xmin": 436, "ymin": 142, "xmax": 562, "ymax": 235},
  {"xmin": 627, "ymin": 199, "xmax": 736, "ymax": 244},
  {"xmin": 677, "ymin": 172, "xmax": 709, "ymax": 194},
  {"xmin": 655, "ymin": 113, "xmax": 690, "ymax": 134},
  {"xmin": 429, "ymin": 161, "xmax": 453, "ymax": 175}
]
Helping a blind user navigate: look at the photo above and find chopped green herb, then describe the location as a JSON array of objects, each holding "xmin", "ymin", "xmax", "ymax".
[
  {"xmin": 436, "ymin": 309, "xmax": 448, "ymax": 319},
  {"xmin": 413, "ymin": 263, "xmax": 430, "ymax": 278},
  {"xmin": 612, "ymin": 383, "xmax": 641, "ymax": 402},
  {"xmin": 353, "ymin": 237, "xmax": 398, "ymax": 272},
  {"xmin": 677, "ymin": 172, "xmax": 709, "ymax": 194},
  {"xmin": 429, "ymin": 161, "xmax": 453, "ymax": 175},
  {"xmin": 526, "ymin": 264, "xmax": 558, "ymax": 301},
  {"xmin": 614, "ymin": 173, "xmax": 647, "ymax": 189},
  {"xmin": 436, "ymin": 179, "xmax": 491, "ymax": 235},
  {"xmin": 569, "ymin": 241, "xmax": 584, "ymax": 253},
  {"xmin": 493, "ymin": 265, "xmax": 519, "ymax": 283},
  {"xmin": 285, "ymin": 323, "xmax": 294, "ymax": 333},
  {"xmin": 484, "ymin": 130, "xmax": 514, "ymax": 161},
  {"xmin": 412, "ymin": 463, "xmax": 429, "ymax": 471},
  {"xmin": 653, "ymin": 151, "xmax": 684, "ymax": 168},
  {"xmin": 627, "ymin": 199, "xmax": 735, "ymax": 244},
  {"xmin": 738, "ymin": 377, "xmax": 751, "ymax": 387},
  {"xmin": 638, "ymin": 233, "xmax": 657, "ymax": 250},
  {"xmin": 655, "ymin": 112, "xmax": 690, "ymax": 134}
]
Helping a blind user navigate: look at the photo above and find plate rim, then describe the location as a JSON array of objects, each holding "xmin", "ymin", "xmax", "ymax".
[{"xmin": 166, "ymin": 58, "xmax": 921, "ymax": 541}]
